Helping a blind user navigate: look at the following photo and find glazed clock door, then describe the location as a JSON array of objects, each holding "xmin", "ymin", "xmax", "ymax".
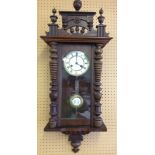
[{"xmin": 58, "ymin": 43, "xmax": 94, "ymax": 127}]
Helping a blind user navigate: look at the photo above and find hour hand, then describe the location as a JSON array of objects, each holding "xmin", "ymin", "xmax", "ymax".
[
  {"xmin": 75, "ymin": 62, "xmax": 86, "ymax": 69},
  {"xmin": 79, "ymin": 65, "xmax": 86, "ymax": 69}
]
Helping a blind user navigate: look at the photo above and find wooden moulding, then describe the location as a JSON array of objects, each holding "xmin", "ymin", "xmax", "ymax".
[
  {"xmin": 44, "ymin": 123, "xmax": 107, "ymax": 132},
  {"xmin": 40, "ymin": 36, "xmax": 112, "ymax": 48}
]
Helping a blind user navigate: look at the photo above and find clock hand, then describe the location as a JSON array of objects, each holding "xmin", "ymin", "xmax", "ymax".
[
  {"xmin": 75, "ymin": 61, "xmax": 86, "ymax": 69},
  {"xmin": 80, "ymin": 65, "xmax": 86, "ymax": 69},
  {"xmin": 76, "ymin": 52, "xmax": 78, "ymax": 64}
]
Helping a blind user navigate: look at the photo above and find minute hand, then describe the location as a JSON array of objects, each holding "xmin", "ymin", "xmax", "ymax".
[{"xmin": 76, "ymin": 52, "xmax": 78, "ymax": 63}]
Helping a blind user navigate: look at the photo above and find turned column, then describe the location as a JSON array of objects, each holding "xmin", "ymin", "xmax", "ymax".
[
  {"xmin": 94, "ymin": 44, "xmax": 103, "ymax": 127},
  {"xmin": 49, "ymin": 42, "xmax": 58, "ymax": 128}
]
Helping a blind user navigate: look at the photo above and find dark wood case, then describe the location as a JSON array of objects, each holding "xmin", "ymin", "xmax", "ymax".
[{"xmin": 40, "ymin": 0, "xmax": 112, "ymax": 152}]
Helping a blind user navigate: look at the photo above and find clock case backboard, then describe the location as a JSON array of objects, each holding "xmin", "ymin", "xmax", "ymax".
[{"xmin": 41, "ymin": 0, "xmax": 112, "ymax": 152}]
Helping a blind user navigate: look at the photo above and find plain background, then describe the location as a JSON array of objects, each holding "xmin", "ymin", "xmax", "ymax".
[{"xmin": 0, "ymin": 0, "xmax": 155, "ymax": 155}]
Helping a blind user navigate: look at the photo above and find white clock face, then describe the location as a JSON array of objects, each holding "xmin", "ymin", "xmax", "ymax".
[{"xmin": 63, "ymin": 51, "xmax": 90, "ymax": 76}]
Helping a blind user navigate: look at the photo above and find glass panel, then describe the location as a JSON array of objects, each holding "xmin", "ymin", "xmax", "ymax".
[{"xmin": 61, "ymin": 50, "xmax": 91, "ymax": 121}]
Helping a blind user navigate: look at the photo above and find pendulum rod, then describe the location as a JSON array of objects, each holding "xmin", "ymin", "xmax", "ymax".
[
  {"xmin": 75, "ymin": 76, "xmax": 79, "ymax": 94},
  {"xmin": 75, "ymin": 76, "xmax": 79, "ymax": 116}
]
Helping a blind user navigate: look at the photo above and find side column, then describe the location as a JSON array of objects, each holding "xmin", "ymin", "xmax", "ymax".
[
  {"xmin": 49, "ymin": 42, "xmax": 58, "ymax": 128},
  {"xmin": 94, "ymin": 44, "xmax": 103, "ymax": 127}
]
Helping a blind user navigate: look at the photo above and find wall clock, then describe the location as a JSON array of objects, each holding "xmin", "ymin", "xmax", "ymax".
[{"xmin": 41, "ymin": 0, "xmax": 112, "ymax": 153}]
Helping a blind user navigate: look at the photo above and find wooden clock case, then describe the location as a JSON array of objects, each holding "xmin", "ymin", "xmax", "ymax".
[{"xmin": 41, "ymin": 0, "xmax": 112, "ymax": 152}]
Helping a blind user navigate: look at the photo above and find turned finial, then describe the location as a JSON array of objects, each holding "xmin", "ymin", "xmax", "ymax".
[
  {"xmin": 50, "ymin": 8, "xmax": 58, "ymax": 24},
  {"xmin": 98, "ymin": 8, "xmax": 105, "ymax": 25},
  {"xmin": 73, "ymin": 0, "xmax": 82, "ymax": 11},
  {"xmin": 99, "ymin": 8, "xmax": 104, "ymax": 15},
  {"xmin": 52, "ymin": 8, "xmax": 56, "ymax": 14}
]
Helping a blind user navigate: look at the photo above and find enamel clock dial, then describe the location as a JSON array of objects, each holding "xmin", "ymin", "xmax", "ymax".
[{"xmin": 63, "ymin": 51, "xmax": 90, "ymax": 76}]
